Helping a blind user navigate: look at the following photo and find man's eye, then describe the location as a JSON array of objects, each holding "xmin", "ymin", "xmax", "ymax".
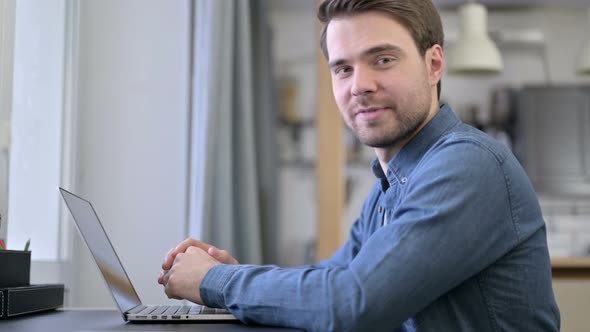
[
  {"xmin": 376, "ymin": 57, "xmax": 394, "ymax": 66},
  {"xmin": 335, "ymin": 66, "xmax": 352, "ymax": 75}
]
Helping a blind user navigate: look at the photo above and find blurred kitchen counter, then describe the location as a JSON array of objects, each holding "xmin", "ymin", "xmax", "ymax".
[{"xmin": 552, "ymin": 257, "xmax": 590, "ymax": 278}]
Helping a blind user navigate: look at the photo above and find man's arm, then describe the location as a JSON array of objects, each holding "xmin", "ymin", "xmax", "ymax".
[
  {"xmin": 197, "ymin": 140, "xmax": 530, "ymax": 331},
  {"xmin": 301, "ymin": 213, "xmax": 368, "ymax": 269},
  {"xmin": 308, "ymin": 183, "xmax": 380, "ymax": 269}
]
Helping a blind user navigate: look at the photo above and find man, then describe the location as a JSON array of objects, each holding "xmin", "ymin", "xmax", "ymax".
[{"xmin": 159, "ymin": 0, "xmax": 560, "ymax": 330}]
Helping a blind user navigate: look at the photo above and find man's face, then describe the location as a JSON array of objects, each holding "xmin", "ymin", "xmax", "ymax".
[{"xmin": 326, "ymin": 11, "xmax": 439, "ymax": 149}]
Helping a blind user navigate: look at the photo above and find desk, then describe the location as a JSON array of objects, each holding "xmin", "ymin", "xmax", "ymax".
[{"xmin": 0, "ymin": 308, "xmax": 301, "ymax": 332}]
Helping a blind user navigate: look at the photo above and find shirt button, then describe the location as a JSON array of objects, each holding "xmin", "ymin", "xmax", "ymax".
[
  {"xmin": 378, "ymin": 206, "xmax": 383, "ymax": 213},
  {"xmin": 401, "ymin": 177, "xmax": 408, "ymax": 184}
]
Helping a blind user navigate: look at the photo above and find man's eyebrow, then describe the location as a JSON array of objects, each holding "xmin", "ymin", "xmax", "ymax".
[
  {"xmin": 328, "ymin": 44, "xmax": 404, "ymax": 69},
  {"xmin": 364, "ymin": 44, "xmax": 403, "ymax": 56},
  {"xmin": 328, "ymin": 58, "xmax": 347, "ymax": 69}
]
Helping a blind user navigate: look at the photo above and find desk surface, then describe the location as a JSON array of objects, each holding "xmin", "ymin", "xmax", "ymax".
[{"xmin": 0, "ymin": 308, "xmax": 300, "ymax": 332}]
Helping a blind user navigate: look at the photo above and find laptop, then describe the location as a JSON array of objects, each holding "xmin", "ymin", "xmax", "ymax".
[{"xmin": 59, "ymin": 187, "xmax": 238, "ymax": 322}]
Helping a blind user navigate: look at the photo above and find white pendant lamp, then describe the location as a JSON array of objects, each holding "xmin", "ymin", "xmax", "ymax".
[
  {"xmin": 448, "ymin": 1, "xmax": 503, "ymax": 75},
  {"xmin": 576, "ymin": 7, "xmax": 590, "ymax": 75}
]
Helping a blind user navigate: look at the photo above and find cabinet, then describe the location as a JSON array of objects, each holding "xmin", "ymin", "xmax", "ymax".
[{"xmin": 517, "ymin": 86, "xmax": 590, "ymax": 196}]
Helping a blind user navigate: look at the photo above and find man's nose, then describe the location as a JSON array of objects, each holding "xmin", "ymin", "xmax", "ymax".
[{"xmin": 351, "ymin": 68, "xmax": 377, "ymax": 96}]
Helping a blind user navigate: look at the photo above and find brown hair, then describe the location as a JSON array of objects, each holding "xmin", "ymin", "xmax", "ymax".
[{"xmin": 317, "ymin": 0, "xmax": 444, "ymax": 98}]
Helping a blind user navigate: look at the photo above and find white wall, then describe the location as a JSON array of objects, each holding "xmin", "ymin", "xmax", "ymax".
[{"xmin": 70, "ymin": 0, "xmax": 190, "ymax": 307}]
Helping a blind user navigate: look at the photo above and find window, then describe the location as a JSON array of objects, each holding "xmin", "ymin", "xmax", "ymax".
[{"xmin": 6, "ymin": 0, "xmax": 71, "ymax": 261}]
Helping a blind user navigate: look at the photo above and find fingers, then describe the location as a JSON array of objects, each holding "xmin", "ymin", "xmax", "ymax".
[
  {"xmin": 162, "ymin": 238, "xmax": 214, "ymax": 270},
  {"xmin": 207, "ymin": 247, "xmax": 239, "ymax": 265},
  {"xmin": 157, "ymin": 270, "xmax": 168, "ymax": 285},
  {"xmin": 162, "ymin": 273, "xmax": 182, "ymax": 300},
  {"xmin": 159, "ymin": 268, "xmax": 172, "ymax": 288},
  {"xmin": 159, "ymin": 246, "xmax": 213, "ymax": 304},
  {"xmin": 161, "ymin": 255, "xmax": 185, "ymax": 300},
  {"xmin": 182, "ymin": 239, "xmax": 215, "ymax": 252},
  {"xmin": 161, "ymin": 250, "xmax": 187, "ymax": 286},
  {"xmin": 159, "ymin": 238, "xmax": 238, "ymax": 289},
  {"xmin": 161, "ymin": 247, "xmax": 177, "ymax": 271},
  {"xmin": 185, "ymin": 246, "xmax": 202, "ymax": 255}
]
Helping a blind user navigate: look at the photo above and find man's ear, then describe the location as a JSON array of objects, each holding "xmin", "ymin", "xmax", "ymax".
[{"xmin": 426, "ymin": 44, "xmax": 444, "ymax": 87}]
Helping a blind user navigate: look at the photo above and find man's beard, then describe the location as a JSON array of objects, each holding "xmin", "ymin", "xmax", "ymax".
[{"xmin": 350, "ymin": 93, "xmax": 431, "ymax": 149}]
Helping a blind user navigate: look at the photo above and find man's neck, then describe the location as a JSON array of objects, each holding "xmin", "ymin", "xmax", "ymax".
[
  {"xmin": 375, "ymin": 101, "xmax": 441, "ymax": 175},
  {"xmin": 375, "ymin": 141, "xmax": 407, "ymax": 176}
]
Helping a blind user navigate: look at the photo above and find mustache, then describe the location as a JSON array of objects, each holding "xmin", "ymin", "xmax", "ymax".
[
  {"xmin": 356, "ymin": 95, "xmax": 372, "ymax": 107},
  {"xmin": 353, "ymin": 95, "xmax": 396, "ymax": 111}
]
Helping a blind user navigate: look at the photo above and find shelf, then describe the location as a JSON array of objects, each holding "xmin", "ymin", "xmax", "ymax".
[{"xmin": 551, "ymin": 257, "xmax": 590, "ymax": 279}]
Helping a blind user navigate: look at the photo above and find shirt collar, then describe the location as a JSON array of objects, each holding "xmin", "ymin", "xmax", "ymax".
[{"xmin": 371, "ymin": 104, "xmax": 461, "ymax": 190}]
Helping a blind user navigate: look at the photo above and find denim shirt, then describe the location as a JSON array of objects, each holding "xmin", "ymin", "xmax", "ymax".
[{"xmin": 200, "ymin": 104, "xmax": 560, "ymax": 332}]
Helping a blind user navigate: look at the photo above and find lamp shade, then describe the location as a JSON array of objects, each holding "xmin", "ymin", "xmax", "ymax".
[
  {"xmin": 576, "ymin": 7, "xmax": 590, "ymax": 75},
  {"xmin": 448, "ymin": 2, "xmax": 503, "ymax": 74}
]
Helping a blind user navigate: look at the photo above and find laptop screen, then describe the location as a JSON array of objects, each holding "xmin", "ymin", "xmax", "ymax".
[{"xmin": 60, "ymin": 188, "xmax": 142, "ymax": 313}]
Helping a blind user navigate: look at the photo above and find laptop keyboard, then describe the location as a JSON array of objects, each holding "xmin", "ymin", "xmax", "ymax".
[{"xmin": 132, "ymin": 304, "xmax": 230, "ymax": 316}]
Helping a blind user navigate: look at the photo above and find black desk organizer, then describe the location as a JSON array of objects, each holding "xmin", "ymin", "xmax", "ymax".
[{"xmin": 0, "ymin": 250, "xmax": 64, "ymax": 319}]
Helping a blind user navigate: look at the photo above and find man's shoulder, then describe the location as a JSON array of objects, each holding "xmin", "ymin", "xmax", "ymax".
[
  {"xmin": 409, "ymin": 123, "xmax": 525, "ymax": 185},
  {"xmin": 431, "ymin": 123, "xmax": 513, "ymax": 165}
]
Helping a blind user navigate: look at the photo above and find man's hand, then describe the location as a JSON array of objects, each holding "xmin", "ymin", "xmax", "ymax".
[
  {"xmin": 160, "ymin": 246, "xmax": 221, "ymax": 304},
  {"xmin": 158, "ymin": 238, "xmax": 238, "ymax": 285}
]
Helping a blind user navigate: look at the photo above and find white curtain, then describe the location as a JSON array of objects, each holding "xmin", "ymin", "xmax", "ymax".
[{"xmin": 189, "ymin": 0, "xmax": 278, "ymax": 264}]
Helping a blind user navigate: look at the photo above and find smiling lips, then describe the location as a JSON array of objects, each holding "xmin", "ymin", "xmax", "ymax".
[{"xmin": 355, "ymin": 107, "xmax": 388, "ymax": 121}]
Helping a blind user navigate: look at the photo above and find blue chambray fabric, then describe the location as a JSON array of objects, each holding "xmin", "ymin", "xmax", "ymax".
[{"xmin": 200, "ymin": 104, "xmax": 560, "ymax": 332}]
